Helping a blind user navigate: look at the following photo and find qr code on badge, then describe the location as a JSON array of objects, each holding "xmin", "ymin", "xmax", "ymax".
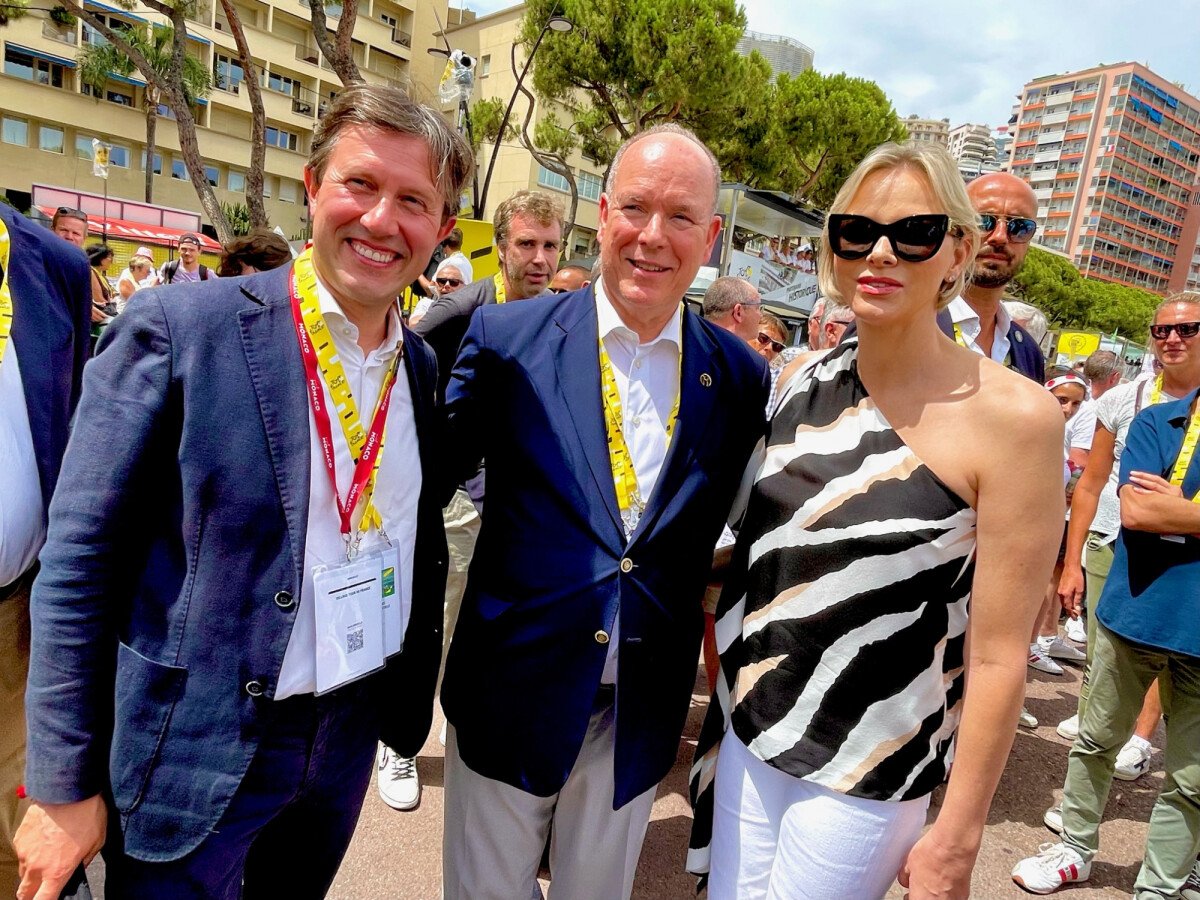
[{"xmin": 347, "ymin": 628, "xmax": 364, "ymax": 654}]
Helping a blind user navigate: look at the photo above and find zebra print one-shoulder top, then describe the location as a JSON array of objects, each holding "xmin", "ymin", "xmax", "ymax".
[{"xmin": 688, "ymin": 338, "xmax": 977, "ymax": 874}]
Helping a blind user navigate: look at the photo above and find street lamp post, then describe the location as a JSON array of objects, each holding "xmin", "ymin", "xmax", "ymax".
[{"xmin": 475, "ymin": 14, "xmax": 572, "ymax": 219}]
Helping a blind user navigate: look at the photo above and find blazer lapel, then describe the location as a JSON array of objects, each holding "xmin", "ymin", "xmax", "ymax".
[
  {"xmin": 237, "ymin": 267, "xmax": 311, "ymax": 590},
  {"xmin": 551, "ymin": 288, "xmax": 625, "ymax": 543},
  {"xmin": 632, "ymin": 311, "xmax": 720, "ymax": 542},
  {"xmin": 401, "ymin": 324, "xmax": 435, "ymax": 470}
]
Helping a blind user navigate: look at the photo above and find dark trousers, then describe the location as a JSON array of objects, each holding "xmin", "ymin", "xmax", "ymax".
[{"xmin": 104, "ymin": 683, "xmax": 379, "ymax": 899}]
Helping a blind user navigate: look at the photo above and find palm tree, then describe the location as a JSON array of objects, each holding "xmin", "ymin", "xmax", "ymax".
[{"xmin": 78, "ymin": 23, "xmax": 211, "ymax": 204}]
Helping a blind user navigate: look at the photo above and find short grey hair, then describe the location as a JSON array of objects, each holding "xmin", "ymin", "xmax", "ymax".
[
  {"xmin": 606, "ymin": 123, "xmax": 721, "ymax": 214},
  {"xmin": 1083, "ymin": 349, "xmax": 1119, "ymax": 383},
  {"xmin": 309, "ymin": 83, "xmax": 473, "ymax": 220},
  {"xmin": 821, "ymin": 301, "xmax": 855, "ymax": 330},
  {"xmin": 703, "ymin": 276, "xmax": 759, "ymax": 318},
  {"xmin": 1003, "ymin": 299, "xmax": 1049, "ymax": 345}
]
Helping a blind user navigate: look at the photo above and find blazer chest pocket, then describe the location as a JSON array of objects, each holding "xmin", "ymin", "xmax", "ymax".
[{"xmin": 110, "ymin": 642, "xmax": 188, "ymax": 814}]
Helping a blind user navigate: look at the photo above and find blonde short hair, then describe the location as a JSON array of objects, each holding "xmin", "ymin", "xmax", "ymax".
[
  {"xmin": 129, "ymin": 254, "xmax": 153, "ymax": 270},
  {"xmin": 817, "ymin": 142, "xmax": 980, "ymax": 311}
]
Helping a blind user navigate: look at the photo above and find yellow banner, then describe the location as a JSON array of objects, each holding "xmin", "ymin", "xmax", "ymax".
[{"xmin": 1056, "ymin": 331, "xmax": 1100, "ymax": 359}]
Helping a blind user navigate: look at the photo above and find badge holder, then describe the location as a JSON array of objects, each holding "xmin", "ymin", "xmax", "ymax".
[
  {"xmin": 361, "ymin": 523, "xmax": 410, "ymax": 659},
  {"xmin": 312, "ymin": 537, "xmax": 386, "ymax": 695}
]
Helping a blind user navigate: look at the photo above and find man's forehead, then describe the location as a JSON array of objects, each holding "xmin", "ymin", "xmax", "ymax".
[
  {"xmin": 968, "ymin": 177, "xmax": 1036, "ymax": 215},
  {"xmin": 508, "ymin": 213, "xmax": 561, "ymax": 239}
]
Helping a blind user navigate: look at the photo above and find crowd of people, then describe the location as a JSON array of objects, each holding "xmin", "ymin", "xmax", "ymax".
[{"xmin": 1, "ymin": 81, "xmax": 1197, "ymax": 900}]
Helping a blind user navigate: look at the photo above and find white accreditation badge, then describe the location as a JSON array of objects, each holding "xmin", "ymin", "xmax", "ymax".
[
  {"xmin": 368, "ymin": 542, "xmax": 409, "ymax": 658},
  {"xmin": 312, "ymin": 551, "xmax": 386, "ymax": 694}
]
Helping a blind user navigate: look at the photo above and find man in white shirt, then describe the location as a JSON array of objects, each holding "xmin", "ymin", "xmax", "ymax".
[{"xmin": 15, "ymin": 85, "xmax": 470, "ymax": 898}]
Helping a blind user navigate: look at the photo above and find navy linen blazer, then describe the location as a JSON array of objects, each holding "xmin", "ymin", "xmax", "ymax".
[
  {"xmin": 24, "ymin": 266, "xmax": 448, "ymax": 861},
  {"xmin": 0, "ymin": 203, "xmax": 90, "ymax": 516},
  {"xmin": 441, "ymin": 287, "xmax": 769, "ymax": 808}
]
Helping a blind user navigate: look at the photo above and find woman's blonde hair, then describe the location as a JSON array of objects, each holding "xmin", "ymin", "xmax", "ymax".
[
  {"xmin": 817, "ymin": 142, "xmax": 980, "ymax": 310},
  {"xmin": 129, "ymin": 254, "xmax": 153, "ymax": 271}
]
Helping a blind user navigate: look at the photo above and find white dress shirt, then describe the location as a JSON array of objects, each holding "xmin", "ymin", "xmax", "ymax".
[
  {"xmin": 594, "ymin": 277, "xmax": 682, "ymax": 683},
  {"xmin": 0, "ymin": 339, "xmax": 45, "ymax": 587},
  {"xmin": 947, "ymin": 295, "xmax": 1012, "ymax": 366},
  {"xmin": 276, "ymin": 278, "xmax": 422, "ymax": 699}
]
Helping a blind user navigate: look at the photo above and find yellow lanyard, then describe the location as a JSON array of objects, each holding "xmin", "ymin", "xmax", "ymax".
[
  {"xmin": 0, "ymin": 218, "xmax": 12, "ymax": 366},
  {"xmin": 598, "ymin": 308, "xmax": 682, "ymax": 531},
  {"xmin": 292, "ymin": 248, "xmax": 399, "ymax": 537},
  {"xmin": 1150, "ymin": 374, "xmax": 1165, "ymax": 406},
  {"xmin": 952, "ymin": 321, "xmax": 1011, "ymax": 368},
  {"xmin": 1169, "ymin": 404, "xmax": 1200, "ymax": 502},
  {"xmin": 493, "ymin": 271, "xmax": 507, "ymax": 304}
]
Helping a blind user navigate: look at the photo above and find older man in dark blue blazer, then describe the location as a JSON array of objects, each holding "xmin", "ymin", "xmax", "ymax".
[
  {"xmin": 441, "ymin": 124, "xmax": 769, "ymax": 899},
  {"xmin": 15, "ymin": 86, "xmax": 471, "ymax": 899},
  {"xmin": 0, "ymin": 202, "xmax": 90, "ymax": 897}
]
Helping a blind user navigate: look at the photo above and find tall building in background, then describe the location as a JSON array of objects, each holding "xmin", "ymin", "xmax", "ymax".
[
  {"xmin": 948, "ymin": 123, "xmax": 998, "ymax": 179},
  {"xmin": 735, "ymin": 30, "xmax": 813, "ymax": 78},
  {"xmin": 0, "ymin": 0, "xmax": 446, "ymax": 246},
  {"xmin": 1009, "ymin": 62, "xmax": 1200, "ymax": 294},
  {"xmin": 903, "ymin": 115, "xmax": 950, "ymax": 145},
  {"xmin": 992, "ymin": 106, "xmax": 1020, "ymax": 171}
]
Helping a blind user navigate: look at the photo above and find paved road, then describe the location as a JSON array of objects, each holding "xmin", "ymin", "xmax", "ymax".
[{"xmin": 327, "ymin": 656, "xmax": 1162, "ymax": 899}]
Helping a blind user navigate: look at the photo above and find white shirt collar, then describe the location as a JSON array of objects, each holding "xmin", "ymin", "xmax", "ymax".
[
  {"xmin": 947, "ymin": 294, "xmax": 1012, "ymax": 336},
  {"xmin": 313, "ymin": 273, "xmax": 404, "ymax": 361},
  {"xmin": 593, "ymin": 276, "xmax": 683, "ymax": 349}
]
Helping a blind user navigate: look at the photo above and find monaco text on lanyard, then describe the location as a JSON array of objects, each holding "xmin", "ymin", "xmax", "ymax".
[
  {"xmin": 493, "ymin": 271, "xmax": 508, "ymax": 304},
  {"xmin": 1169, "ymin": 401, "xmax": 1200, "ymax": 503},
  {"xmin": 290, "ymin": 247, "xmax": 401, "ymax": 557},
  {"xmin": 952, "ymin": 321, "xmax": 1011, "ymax": 369},
  {"xmin": 599, "ymin": 306, "xmax": 683, "ymax": 538},
  {"xmin": 0, "ymin": 218, "xmax": 12, "ymax": 367}
]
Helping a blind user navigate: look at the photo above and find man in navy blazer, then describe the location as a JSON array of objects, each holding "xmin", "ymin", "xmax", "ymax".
[
  {"xmin": 0, "ymin": 202, "xmax": 90, "ymax": 896},
  {"xmin": 440, "ymin": 124, "xmax": 769, "ymax": 899},
  {"xmin": 15, "ymin": 86, "xmax": 471, "ymax": 898}
]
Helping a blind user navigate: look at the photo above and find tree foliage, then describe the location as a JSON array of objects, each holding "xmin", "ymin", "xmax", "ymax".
[
  {"xmin": 220, "ymin": 201, "xmax": 256, "ymax": 236},
  {"xmin": 1010, "ymin": 246, "xmax": 1160, "ymax": 339},
  {"xmin": 0, "ymin": 0, "xmax": 30, "ymax": 26}
]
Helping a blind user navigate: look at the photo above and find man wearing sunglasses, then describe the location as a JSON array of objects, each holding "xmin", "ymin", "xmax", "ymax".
[
  {"xmin": 50, "ymin": 208, "xmax": 88, "ymax": 250},
  {"xmin": 947, "ymin": 172, "xmax": 1045, "ymax": 382}
]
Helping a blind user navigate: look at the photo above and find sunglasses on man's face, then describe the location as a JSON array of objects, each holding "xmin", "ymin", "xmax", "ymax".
[
  {"xmin": 826, "ymin": 214, "xmax": 951, "ymax": 263},
  {"xmin": 978, "ymin": 213, "xmax": 1038, "ymax": 243},
  {"xmin": 754, "ymin": 332, "xmax": 786, "ymax": 353},
  {"xmin": 435, "ymin": 277, "xmax": 463, "ymax": 288},
  {"xmin": 1149, "ymin": 321, "xmax": 1200, "ymax": 341}
]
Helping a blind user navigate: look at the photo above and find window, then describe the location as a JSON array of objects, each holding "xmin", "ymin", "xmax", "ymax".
[
  {"xmin": 227, "ymin": 170, "xmax": 246, "ymax": 193},
  {"xmin": 142, "ymin": 151, "xmax": 162, "ymax": 175},
  {"xmin": 480, "ymin": 54, "xmax": 491, "ymax": 76},
  {"xmin": 4, "ymin": 47, "xmax": 66, "ymax": 88},
  {"xmin": 213, "ymin": 53, "xmax": 244, "ymax": 94},
  {"xmin": 262, "ymin": 176, "xmax": 272, "ymax": 198},
  {"xmin": 172, "ymin": 159, "xmax": 187, "ymax": 180},
  {"xmin": 40, "ymin": 126, "xmax": 65, "ymax": 154},
  {"xmin": 578, "ymin": 171, "xmax": 602, "ymax": 202},
  {"xmin": 109, "ymin": 144, "xmax": 128, "ymax": 167},
  {"xmin": 105, "ymin": 87, "xmax": 134, "ymax": 106},
  {"xmin": 75, "ymin": 136, "xmax": 95, "ymax": 159},
  {"xmin": 2, "ymin": 116, "xmax": 28, "ymax": 146},
  {"xmin": 279, "ymin": 178, "xmax": 297, "ymax": 203},
  {"xmin": 379, "ymin": 12, "xmax": 397, "ymax": 26},
  {"xmin": 265, "ymin": 126, "xmax": 298, "ymax": 151},
  {"xmin": 537, "ymin": 165, "xmax": 570, "ymax": 193},
  {"xmin": 205, "ymin": 166, "xmax": 219, "ymax": 187},
  {"xmin": 266, "ymin": 71, "xmax": 299, "ymax": 96}
]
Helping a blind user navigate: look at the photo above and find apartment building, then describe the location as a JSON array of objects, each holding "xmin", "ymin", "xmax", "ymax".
[
  {"xmin": 443, "ymin": 3, "xmax": 603, "ymax": 258},
  {"xmin": 903, "ymin": 115, "xmax": 950, "ymax": 145},
  {"xmin": 735, "ymin": 30, "xmax": 813, "ymax": 79},
  {"xmin": 1009, "ymin": 62, "xmax": 1200, "ymax": 294},
  {"xmin": 948, "ymin": 122, "xmax": 998, "ymax": 179},
  {"xmin": 0, "ymin": 0, "xmax": 446, "ymax": 244}
]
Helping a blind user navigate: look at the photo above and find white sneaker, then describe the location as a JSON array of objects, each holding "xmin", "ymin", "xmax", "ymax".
[
  {"xmin": 1114, "ymin": 736, "xmax": 1152, "ymax": 781},
  {"xmin": 377, "ymin": 743, "xmax": 420, "ymax": 811},
  {"xmin": 1056, "ymin": 714, "xmax": 1079, "ymax": 740},
  {"xmin": 1019, "ymin": 707, "xmax": 1039, "ymax": 729},
  {"xmin": 1012, "ymin": 842, "xmax": 1091, "ymax": 893},
  {"xmin": 1065, "ymin": 616, "xmax": 1087, "ymax": 644},
  {"xmin": 1040, "ymin": 635, "xmax": 1087, "ymax": 664},
  {"xmin": 1180, "ymin": 856, "xmax": 1200, "ymax": 900},
  {"xmin": 1029, "ymin": 642, "xmax": 1065, "ymax": 675},
  {"xmin": 1043, "ymin": 804, "xmax": 1063, "ymax": 835}
]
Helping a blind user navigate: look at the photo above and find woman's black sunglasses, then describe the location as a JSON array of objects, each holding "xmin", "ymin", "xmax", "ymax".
[
  {"xmin": 1149, "ymin": 321, "xmax": 1200, "ymax": 340},
  {"xmin": 435, "ymin": 277, "xmax": 463, "ymax": 288},
  {"xmin": 979, "ymin": 214, "xmax": 1037, "ymax": 243},
  {"xmin": 826, "ymin": 214, "xmax": 951, "ymax": 263}
]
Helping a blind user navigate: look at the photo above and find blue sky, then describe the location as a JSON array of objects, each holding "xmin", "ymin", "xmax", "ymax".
[{"xmin": 457, "ymin": 0, "xmax": 1200, "ymax": 129}]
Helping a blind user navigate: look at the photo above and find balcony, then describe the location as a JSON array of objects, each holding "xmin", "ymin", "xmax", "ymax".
[
  {"xmin": 1034, "ymin": 148, "xmax": 1062, "ymax": 163},
  {"xmin": 294, "ymin": 44, "xmax": 320, "ymax": 65},
  {"xmin": 186, "ymin": 0, "xmax": 214, "ymax": 27},
  {"xmin": 1029, "ymin": 169, "xmax": 1057, "ymax": 182},
  {"xmin": 1034, "ymin": 187, "xmax": 1054, "ymax": 201},
  {"xmin": 41, "ymin": 21, "xmax": 78, "ymax": 45},
  {"xmin": 1041, "ymin": 110, "xmax": 1069, "ymax": 126},
  {"xmin": 1037, "ymin": 129, "xmax": 1066, "ymax": 144},
  {"xmin": 390, "ymin": 25, "xmax": 411, "ymax": 47},
  {"xmin": 292, "ymin": 96, "xmax": 314, "ymax": 116},
  {"xmin": 1045, "ymin": 91, "xmax": 1073, "ymax": 106}
]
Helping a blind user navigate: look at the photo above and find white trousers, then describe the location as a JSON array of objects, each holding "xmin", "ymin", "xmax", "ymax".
[
  {"xmin": 709, "ymin": 730, "xmax": 930, "ymax": 900},
  {"xmin": 442, "ymin": 699, "xmax": 656, "ymax": 900}
]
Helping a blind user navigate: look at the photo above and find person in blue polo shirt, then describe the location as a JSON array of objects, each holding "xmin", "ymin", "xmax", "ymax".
[{"xmin": 1013, "ymin": 383, "xmax": 1200, "ymax": 897}]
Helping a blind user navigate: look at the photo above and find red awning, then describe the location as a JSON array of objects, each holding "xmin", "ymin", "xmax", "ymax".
[{"xmin": 38, "ymin": 207, "xmax": 223, "ymax": 252}]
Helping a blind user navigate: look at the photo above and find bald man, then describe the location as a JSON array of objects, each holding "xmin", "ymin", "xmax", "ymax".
[{"xmin": 949, "ymin": 173, "xmax": 1045, "ymax": 382}]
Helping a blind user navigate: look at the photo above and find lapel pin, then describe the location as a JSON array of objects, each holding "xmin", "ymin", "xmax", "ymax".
[
  {"xmin": 1015, "ymin": 331, "xmax": 1024, "ymax": 343},
  {"xmin": 700, "ymin": 373, "xmax": 712, "ymax": 387}
]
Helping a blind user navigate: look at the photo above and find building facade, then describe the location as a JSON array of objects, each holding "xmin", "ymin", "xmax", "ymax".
[
  {"xmin": 0, "ymin": 0, "xmax": 446, "ymax": 245},
  {"xmin": 948, "ymin": 122, "xmax": 999, "ymax": 179},
  {"xmin": 903, "ymin": 115, "xmax": 950, "ymax": 145},
  {"xmin": 1009, "ymin": 62, "xmax": 1200, "ymax": 294},
  {"xmin": 734, "ymin": 30, "xmax": 813, "ymax": 79}
]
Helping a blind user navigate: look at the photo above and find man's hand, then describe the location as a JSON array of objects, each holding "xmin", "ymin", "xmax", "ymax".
[
  {"xmin": 15, "ymin": 796, "xmax": 106, "ymax": 900},
  {"xmin": 897, "ymin": 827, "xmax": 976, "ymax": 899},
  {"xmin": 1057, "ymin": 562, "xmax": 1086, "ymax": 618},
  {"xmin": 1128, "ymin": 471, "xmax": 1184, "ymax": 498}
]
